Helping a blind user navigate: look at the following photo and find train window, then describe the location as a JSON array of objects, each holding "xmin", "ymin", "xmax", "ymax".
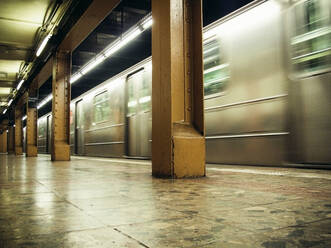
[
  {"xmin": 291, "ymin": 0, "xmax": 331, "ymax": 75},
  {"xmin": 93, "ymin": 91, "xmax": 110, "ymax": 123},
  {"xmin": 127, "ymin": 79, "xmax": 136, "ymax": 115},
  {"xmin": 139, "ymin": 73, "xmax": 151, "ymax": 112},
  {"xmin": 38, "ymin": 126, "xmax": 45, "ymax": 137},
  {"xmin": 203, "ymin": 38, "xmax": 229, "ymax": 97}
]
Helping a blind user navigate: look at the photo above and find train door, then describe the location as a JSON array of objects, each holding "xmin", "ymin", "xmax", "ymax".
[
  {"xmin": 46, "ymin": 115, "xmax": 52, "ymax": 154},
  {"xmin": 75, "ymin": 100, "xmax": 84, "ymax": 155},
  {"xmin": 126, "ymin": 69, "xmax": 151, "ymax": 158},
  {"xmin": 289, "ymin": 0, "xmax": 331, "ymax": 164}
]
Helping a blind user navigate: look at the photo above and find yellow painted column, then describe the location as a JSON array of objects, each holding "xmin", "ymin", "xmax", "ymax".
[
  {"xmin": 26, "ymin": 83, "xmax": 38, "ymax": 157},
  {"xmin": 0, "ymin": 131, "xmax": 7, "ymax": 153},
  {"xmin": 152, "ymin": 0, "xmax": 205, "ymax": 178},
  {"xmin": 26, "ymin": 106, "xmax": 38, "ymax": 157},
  {"xmin": 51, "ymin": 51, "xmax": 71, "ymax": 161},
  {"xmin": 8, "ymin": 126, "xmax": 15, "ymax": 154},
  {"xmin": 14, "ymin": 107, "xmax": 23, "ymax": 155}
]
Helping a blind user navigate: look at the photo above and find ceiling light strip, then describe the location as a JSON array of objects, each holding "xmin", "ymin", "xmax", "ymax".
[
  {"xmin": 70, "ymin": 14, "xmax": 153, "ymax": 84},
  {"xmin": 36, "ymin": 33, "xmax": 53, "ymax": 57},
  {"xmin": 37, "ymin": 94, "xmax": 53, "ymax": 109},
  {"xmin": 17, "ymin": 79, "xmax": 24, "ymax": 91},
  {"xmin": 2, "ymin": 15, "xmax": 153, "ymax": 115}
]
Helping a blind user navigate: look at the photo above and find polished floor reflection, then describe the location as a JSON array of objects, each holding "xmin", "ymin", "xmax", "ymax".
[{"xmin": 1, "ymin": 154, "xmax": 331, "ymax": 247}]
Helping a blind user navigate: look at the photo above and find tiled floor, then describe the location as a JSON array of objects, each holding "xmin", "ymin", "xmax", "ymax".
[{"xmin": 0, "ymin": 154, "xmax": 331, "ymax": 247}]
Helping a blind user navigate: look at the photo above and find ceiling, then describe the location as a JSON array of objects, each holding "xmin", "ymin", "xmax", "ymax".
[
  {"xmin": 39, "ymin": 0, "xmax": 152, "ymax": 117},
  {"xmin": 0, "ymin": 0, "xmax": 68, "ymax": 115},
  {"xmin": 39, "ymin": 0, "xmax": 255, "ymax": 117},
  {"xmin": 0, "ymin": 0, "xmax": 255, "ymax": 120}
]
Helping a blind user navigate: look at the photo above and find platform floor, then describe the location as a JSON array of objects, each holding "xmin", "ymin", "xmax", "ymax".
[{"xmin": 0, "ymin": 155, "xmax": 331, "ymax": 247}]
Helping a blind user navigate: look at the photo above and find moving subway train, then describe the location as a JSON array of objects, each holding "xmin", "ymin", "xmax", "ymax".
[{"xmin": 36, "ymin": 0, "xmax": 331, "ymax": 166}]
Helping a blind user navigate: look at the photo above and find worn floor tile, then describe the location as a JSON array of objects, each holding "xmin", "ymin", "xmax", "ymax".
[
  {"xmin": 0, "ymin": 227, "xmax": 146, "ymax": 248},
  {"xmin": 116, "ymin": 215, "xmax": 255, "ymax": 248},
  {"xmin": 1, "ymin": 154, "xmax": 331, "ymax": 247}
]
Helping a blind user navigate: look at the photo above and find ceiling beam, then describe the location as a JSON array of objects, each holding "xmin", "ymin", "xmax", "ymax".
[
  {"xmin": 26, "ymin": 0, "xmax": 121, "ymax": 91},
  {"xmin": 59, "ymin": 0, "xmax": 121, "ymax": 52},
  {"xmin": 16, "ymin": 91, "xmax": 28, "ymax": 108},
  {"xmin": 36, "ymin": 57, "xmax": 53, "ymax": 89}
]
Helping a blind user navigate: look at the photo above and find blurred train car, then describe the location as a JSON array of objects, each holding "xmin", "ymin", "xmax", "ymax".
[
  {"xmin": 37, "ymin": 0, "xmax": 331, "ymax": 166},
  {"xmin": 23, "ymin": 127, "xmax": 26, "ymax": 154}
]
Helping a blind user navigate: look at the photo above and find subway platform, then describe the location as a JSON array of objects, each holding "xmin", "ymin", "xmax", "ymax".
[{"xmin": 0, "ymin": 155, "xmax": 331, "ymax": 248}]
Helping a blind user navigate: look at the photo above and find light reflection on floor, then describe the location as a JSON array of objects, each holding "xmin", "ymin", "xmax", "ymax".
[{"xmin": 0, "ymin": 154, "xmax": 331, "ymax": 247}]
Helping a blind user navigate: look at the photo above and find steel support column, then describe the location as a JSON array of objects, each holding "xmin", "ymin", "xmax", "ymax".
[
  {"xmin": 26, "ymin": 106, "xmax": 38, "ymax": 157},
  {"xmin": 0, "ymin": 131, "xmax": 7, "ymax": 153},
  {"xmin": 26, "ymin": 82, "xmax": 38, "ymax": 157},
  {"xmin": 51, "ymin": 51, "xmax": 71, "ymax": 161},
  {"xmin": 14, "ymin": 107, "xmax": 23, "ymax": 155},
  {"xmin": 152, "ymin": 0, "xmax": 205, "ymax": 178},
  {"xmin": 7, "ymin": 126, "xmax": 15, "ymax": 154}
]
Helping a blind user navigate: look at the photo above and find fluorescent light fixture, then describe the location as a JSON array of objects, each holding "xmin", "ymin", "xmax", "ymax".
[
  {"xmin": 123, "ymin": 28, "xmax": 142, "ymax": 44},
  {"xmin": 81, "ymin": 55, "xmax": 106, "ymax": 75},
  {"xmin": 142, "ymin": 17, "xmax": 153, "ymax": 29},
  {"xmin": 70, "ymin": 14, "xmax": 153, "ymax": 84},
  {"xmin": 139, "ymin": 96, "xmax": 151, "ymax": 104},
  {"xmin": 104, "ymin": 28, "xmax": 141, "ymax": 57},
  {"xmin": 8, "ymin": 99, "xmax": 13, "ymax": 106},
  {"xmin": 70, "ymin": 73, "xmax": 82, "ymax": 84},
  {"xmin": 37, "ymin": 94, "xmax": 53, "ymax": 109},
  {"xmin": 22, "ymin": 115, "xmax": 27, "ymax": 121},
  {"xmin": 36, "ymin": 33, "xmax": 52, "ymax": 57},
  {"xmin": 3, "ymin": 109, "xmax": 7, "ymax": 114},
  {"xmin": 17, "ymin": 79, "xmax": 24, "ymax": 91},
  {"xmin": 103, "ymin": 40, "xmax": 122, "ymax": 57}
]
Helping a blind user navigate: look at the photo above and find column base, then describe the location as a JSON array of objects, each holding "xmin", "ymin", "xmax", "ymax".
[
  {"xmin": 15, "ymin": 147, "xmax": 23, "ymax": 156},
  {"xmin": 51, "ymin": 142, "xmax": 70, "ymax": 161},
  {"xmin": 152, "ymin": 122, "xmax": 205, "ymax": 179},
  {"xmin": 26, "ymin": 145, "xmax": 38, "ymax": 157}
]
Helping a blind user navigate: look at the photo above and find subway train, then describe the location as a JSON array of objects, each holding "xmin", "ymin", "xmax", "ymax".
[{"xmin": 35, "ymin": 0, "xmax": 331, "ymax": 166}]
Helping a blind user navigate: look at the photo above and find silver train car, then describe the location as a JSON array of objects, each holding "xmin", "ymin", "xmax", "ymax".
[{"xmin": 37, "ymin": 0, "xmax": 331, "ymax": 166}]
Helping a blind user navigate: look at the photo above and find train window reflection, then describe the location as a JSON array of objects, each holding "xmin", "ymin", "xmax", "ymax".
[
  {"xmin": 38, "ymin": 126, "xmax": 45, "ymax": 137},
  {"xmin": 139, "ymin": 74, "xmax": 151, "ymax": 112},
  {"xmin": 203, "ymin": 38, "xmax": 229, "ymax": 97},
  {"xmin": 291, "ymin": 0, "xmax": 331, "ymax": 75},
  {"xmin": 127, "ymin": 69, "xmax": 151, "ymax": 115},
  {"xmin": 93, "ymin": 91, "xmax": 110, "ymax": 123},
  {"xmin": 127, "ymin": 79, "xmax": 136, "ymax": 115}
]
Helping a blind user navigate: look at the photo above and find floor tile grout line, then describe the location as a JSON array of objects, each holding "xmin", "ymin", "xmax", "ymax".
[
  {"xmin": 31, "ymin": 179, "xmax": 150, "ymax": 229},
  {"xmin": 32, "ymin": 179, "xmax": 90, "ymax": 213},
  {"xmin": 113, "ymin": 227, "xmax": 150, "ymax": 248}
]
